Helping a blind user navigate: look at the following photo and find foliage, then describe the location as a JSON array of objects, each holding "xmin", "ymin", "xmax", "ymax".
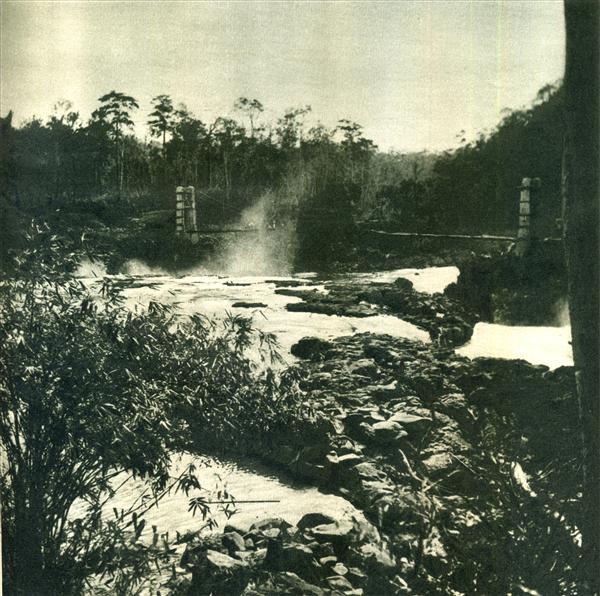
[
  {"xmin": 430, "ymin": 80, "xmax": 564, "ymax": 236},
  {"xmin": 234, "ymin": 97, "xmax": 264, "ymax": 138},
  {"xmin": 295, "ymin": 179, "xmax": 360, "ymax": 270},
  {"xmin": 147, "ymin": 94, "xmax": 174, "ymax": 147},
  {"xmin": 91, "ymin": 91, "xmax": 140, "ymax": 195},
  {"xmin": 0, "ymin": 81, "xmax": 564, "ymax": 270},
  {"xmin": 0, "ymin": 224, "xmax": 304, "ymax": 594},
  {"xmin": 92, "ymin": 92, "xmax": 139, "ymax": 142}
]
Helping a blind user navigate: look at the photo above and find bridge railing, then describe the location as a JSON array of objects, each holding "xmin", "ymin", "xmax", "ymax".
[
  {"xmin": 175, "ymin": 177, "xmax": 561, "ymax": 254},
  {"xmin": 363, "ymin": 177, "xmax": 561, "ymax": 253}
]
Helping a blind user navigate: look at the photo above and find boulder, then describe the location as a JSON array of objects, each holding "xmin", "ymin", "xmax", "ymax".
[
  {"xmin": 326, "ymin": 575, "xmax": 355, "ymax": 592},
  {"xmin": 204, "ymin": 549, "xmax": 247, "ymax": 571},
  {"xmin": 299, "ymin": 443, "xmax": 331, "ymax": 463},
  {"xmin": 312, "ymin": 541, "xmax": 335, "ymax": 559},
  {"xmin": 421, "ymin": 452, "xmax": 455, "ymax": 479},
  {"xmin": 336, "ymin": 453, "xmax": 363, "ymax": 467},
  {"xmin": 408, "ymin": 372, "xmax": 445, "ymax": 402},
  {"xmin": 250, "ymin": 518, "xmax": 293, "ymax": 533},
  {"xmin": 332, "ymin": 562, "xmax": 349, "ymax": 576},
  {"xmin": 346, "ymin": 566, "xmax": 368, "ymax": 587},
  {"xmin": 266, "ymin": 542, "xmax": 319, "ymax": 583},
  {"xmin": 224, "ymin": 523, "xmax": 249, "ymax": 535},
  {"xmin": 387, "ymin": 411, "xmax": 432, "ymax": 438},
  {"xmin": 351, "ymin": 461, "xmax": 386, "ymax": 482},
  {"xmin": 366, "ymin": 380, "xmax": 400, "ymax": 401},
  {"xmin": 344, "ymin": 409, "xmax": 385, "ymax": 436},
  {"xmin": 438, "ymin": 323, "xmax": 472, "ymax": 347},
  {"xmin": 191, "ymin": 548, "xmax": 250, "ymax": 594},
  {"xmin": 231, "ymin": 301, "xmax": 268, "ymax": 308},
  {"xmin": 309, "ymin": 520, "xmax": 354, "ymax": 552},
  {"xmin": 295, "ymin": 461, "xmax": 330, "ymax": 483},
  {"xmin": 357, "ymin": 422, "xmax": 376, "ymax": 442},
  {"xmin": 388, "ymin": 411, "xmax": 431, "ymax": 427},
  {"xmin": 311, "ymin": 372, "xmax": 334, "ymax": 388},
  {"xmin": 222, "ymin": 531, "xmax": 246, "ymax": 555},
  {"xmin": 348, "ymin": 359, "xmax": 379, "ymax": 379},
  {"xmin": 297, "ymin": 513, "xmax": 337, "ymax": 531},
  {"xmin": 262, "ymin": 528, "xmax": 282, "ymax": 540},
  {"xmin": 393, "ymin": 277, "xmax": 414, "ymax": 292},
  {"xmin": 363, "ymin": 342, "xmax": 404, "ymax": 366},
  {"xmin": 291, "ymin": 337, "xmax": 334, "ymax": 361},
  {"xmin": 319, "ymin": 555, "xmax": 338, "ymax": 567},
  {"xmin": 258, "ymin": 571, "xmax": 325, "ymax": 595},
  {"xmin": 287, "ymin": 302, "xmax": 340, "ymax": 316},
  {"xmin": 371, "ymin": 419, "xmax": 409, "ymax": 445},
  {"xmin": 347, "ymin": 305, "xmax": 380, "ymax": 317},
  {"xmin": 436, "ymin": 393, "xmax": 471, "ymax": 425},
  {"xmin": 351, "ymin": 542, "xmax": 396, "ymax": 574}
]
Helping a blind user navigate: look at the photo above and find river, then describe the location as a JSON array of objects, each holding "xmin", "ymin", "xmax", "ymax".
[{"xmin": 73, "ymin": 261, "xmax": 573, "ymax": 539}]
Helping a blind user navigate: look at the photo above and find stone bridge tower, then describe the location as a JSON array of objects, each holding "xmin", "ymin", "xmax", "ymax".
[{"xmin": 175, "ymin": 186, "xmax": 199, "ymax": 244}]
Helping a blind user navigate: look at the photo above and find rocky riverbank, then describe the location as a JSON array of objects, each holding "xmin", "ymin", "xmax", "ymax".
[
  {"xmin": 443, "ymin": 247, "xmax": 567, "ymax": 326},
  {"xmin": 168, "ymin": 514, "xmax": 395, "ymax": 595},
  {"xmin": 95, "ymin": 256, "xmax": 575, "ymax": 595},
  {"xmin": 276, "ymin": 275, "xmax": 476, "ymax": 348},
  {"xmin": 174, "ymin": 325, "xmax": 580, "ymax": 595}
]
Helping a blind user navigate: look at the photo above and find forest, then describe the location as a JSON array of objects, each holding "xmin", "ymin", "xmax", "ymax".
[
  {"xmin": 3, "ymin": 68, "xmax": 595, "ymax": 595},
  {"xmin": 1, "ymin": 81, "xmax": 564, "ymax": 272}
]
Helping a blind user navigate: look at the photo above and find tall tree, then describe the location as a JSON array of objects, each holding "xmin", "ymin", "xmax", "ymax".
[
  {"xmin": 562, "ymin": 1, "xmax": 599, "ymax": 592},
  {"xmin": 336, "ymin": 119, "xmax": 377, "ymax": 185},
  {"xmin": 212, "ymin": 117, "xmax": 244, "ymax": 204},
  {"xmin": 92, "ymin": 91, "xmax": 139, "ymax": 196},
  {"xmin": 47, "ymin": 100, "xmax": 80, "ymax": 201},
  {"xmin": 148, "ymin": 94, "xmax": 174, "ymax": 156},
  {"xmin": 170, "ymin": 105, "xmax": 206, "ymax": 186},
  {"xmin": 276, "ymin": 106, "xmax": 311, "ymax": 152},
  {"xmin": 234, "ymin": 97, "xmax": 264, "ymax": 138}
]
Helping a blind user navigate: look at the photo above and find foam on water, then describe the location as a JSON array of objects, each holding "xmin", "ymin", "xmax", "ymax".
[
  {"xmin": 77, "ymin": 262, "xmax": 571, "ymax": 370},
  {"xmin": 457, "ymin": 322, "xmax": 573, "ymax": 370},
  {"xmin": 113, "ymin": 275, "xmax": 430, "ymax": 360},
  {"xmin": 341, "ymin": 266, "xmax": 460, "ymax": 294},
  {"xmin": 75, "ymin": 454, "xmax": 365, "ymax": 539},
  {"xmin": 71, "ymin": 261, "xmax": 573, "ymax": 539}
]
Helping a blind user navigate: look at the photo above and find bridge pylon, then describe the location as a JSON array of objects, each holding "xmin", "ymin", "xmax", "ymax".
[{"xmin": 176, "ymin": 186, "xmax": 199, "ymax": 244}]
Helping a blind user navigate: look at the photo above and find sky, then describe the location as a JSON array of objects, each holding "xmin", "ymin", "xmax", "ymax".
[{"xmin": 1, "ymin": 1, "xmax": 565, "ymax": 152}]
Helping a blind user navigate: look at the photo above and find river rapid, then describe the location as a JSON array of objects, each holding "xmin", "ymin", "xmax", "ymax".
[{"xmin": 73, "ymin": 260, "xmax": 573, "ymax": 539}]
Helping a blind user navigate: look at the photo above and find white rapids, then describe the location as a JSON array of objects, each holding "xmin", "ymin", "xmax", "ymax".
[{"xmin": 72, "ymin": 260, "xmax": 572, "ymax": 540}]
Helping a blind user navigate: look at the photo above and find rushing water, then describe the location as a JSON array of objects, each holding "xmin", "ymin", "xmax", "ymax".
[
  {"xmin": 457, "ymin": 322, "xmax": 573, "ymax": 370},
  {"xmin": 78, "ymin": 263, "xmax": 450, "ymax": 361},
  {"xmin": 74, "ymin": 261, "xmax": 573, "ymax": 538},
  {"xmin": 73, "ymin": 453, "xmax": 367, "ymax": 538}
]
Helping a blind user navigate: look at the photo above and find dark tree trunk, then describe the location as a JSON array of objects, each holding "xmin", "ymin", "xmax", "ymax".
[
  {"xmin": 12, "ymin": 481, "xmax": 45, "ymax": 595},
  {"xmin": 562, "ymin": 1, "xmax": 599, "ymax": 592}
]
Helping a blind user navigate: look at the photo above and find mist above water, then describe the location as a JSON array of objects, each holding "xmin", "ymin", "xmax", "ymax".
[
  {"xmin": 199, "ymin": 193, "xmax": 297, "ymax": 277},
  {"xmin": 554, "ymin": 298, "xmax": 570, "ymax": 327},
  {"xmin": 73, "ymin": 258, "xmax": 108, "ymax": 278}
]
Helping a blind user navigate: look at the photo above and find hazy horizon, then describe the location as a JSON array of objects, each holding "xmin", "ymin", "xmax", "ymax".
[{"xmin": 1, "ymin": 1, "xmax": 565, "ymax": 152}]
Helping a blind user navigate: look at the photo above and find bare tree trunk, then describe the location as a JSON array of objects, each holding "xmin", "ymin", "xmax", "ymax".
[
  {"xmin": 119, "ymin": 143, "xmax": 125, "ymax": 197},
  {"xmin": 162, "ymin": 129, "xmax": 168, "ymax": 186},
  {"xmin": 562, "ymin": 1, "xmax": 599, "ymax": 592},
  {"xmin": 224, "ymin": 150, "xmax": 231, "ymax": 210}
]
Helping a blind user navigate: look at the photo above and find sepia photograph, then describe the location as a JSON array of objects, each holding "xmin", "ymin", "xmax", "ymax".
[{"xmin": 0, "ymin": 1, "xmax": 598, "ymax": 594}]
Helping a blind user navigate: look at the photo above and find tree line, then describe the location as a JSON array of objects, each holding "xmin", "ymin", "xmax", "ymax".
[
  {"xmin": 0, "ymin": 82, "xmax": 564, "ymax": 268},
  {"xmin": 1, "ymin": 92, "xmax": 380, "ymax": 209}
]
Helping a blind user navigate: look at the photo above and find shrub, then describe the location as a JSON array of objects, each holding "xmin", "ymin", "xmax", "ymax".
[{"xmin": 0, "ymin": 223, "xmax": 302, "ymax": 594}]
